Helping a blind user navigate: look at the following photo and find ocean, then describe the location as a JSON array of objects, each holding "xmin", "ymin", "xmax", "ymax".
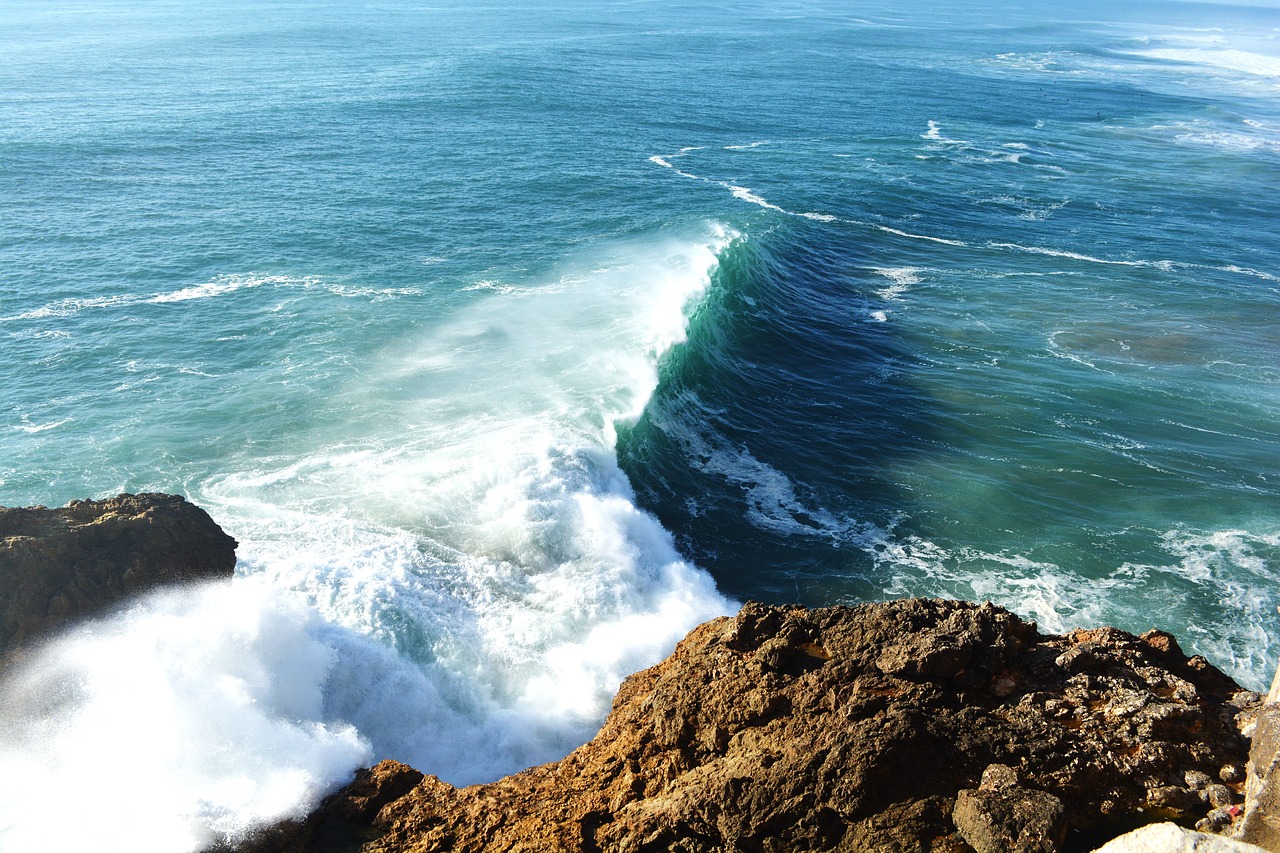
[{"xmin": 2, "ymin": 0, "xmax": 1278, "ymax": 849}]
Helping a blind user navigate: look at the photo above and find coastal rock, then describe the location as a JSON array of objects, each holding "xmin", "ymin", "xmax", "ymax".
[
  {"xmin": 952, "ymin": 785, "xmax": 1066, "ymax": 853},
  {"xmin": 952, "ymin": 763, "xmax": 1066, "ymax": 853},
  {"xmin": 0, "ymin": 492, "xmax": 237, "ymax": 660},
  {"xmin": 1239, "ymin": 664, "xmax": 1280, "ymax": 848},
  {"xmin": 1091, "ymin": 822, "xmax": 1270, "ymax": 853},
  {"xmin": 239, "ymin": 598, "xmax": 1255, "ymax": 852}
]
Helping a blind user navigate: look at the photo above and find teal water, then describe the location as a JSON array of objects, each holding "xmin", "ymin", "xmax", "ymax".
[{"xmin": 2, "ymin": 0, "xmax": 1279, "ymax": 850}]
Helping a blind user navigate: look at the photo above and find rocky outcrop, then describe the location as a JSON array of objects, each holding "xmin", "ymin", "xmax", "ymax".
[
  {"xmin": 1240, "ymin": 665, "xmax": 1280, "ymax": 847},
  {"xmin": 239, "ymin": 598, "xmax": 1258, "ymax": 853},
  {"xmin": 0, "ymin": 492, "xmax": 237, "ymax": 659}
]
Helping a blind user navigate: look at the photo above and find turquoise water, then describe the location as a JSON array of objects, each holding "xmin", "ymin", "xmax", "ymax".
[{"xmin": 2, "ymin": 0, "xmax": 1279, "ymax": 849}]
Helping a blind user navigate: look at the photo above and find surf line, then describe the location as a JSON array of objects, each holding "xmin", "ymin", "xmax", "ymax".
[
  {"xmin": 0, "ymin": 275, "xmax": 312, "ymax": 324},
  {"xmin": 986, "ymin": 245, "xmax": 1279, "ymax": 281},
  {"xmin": 646, "ymin": 155, "xmax": 835, "ymax": 223},
  {"xmin": 646, "ymin": 152, "xmax": 1274, "ymax": 277},
  {"xmin": 647, "ymin": 151, "xmax": 976, "ymax": 244}
]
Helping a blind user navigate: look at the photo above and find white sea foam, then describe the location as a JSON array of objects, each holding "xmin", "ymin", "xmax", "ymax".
[
  {"xmin": 869, "ymin": 526, "xmax": 1280, "ymax": 691},
  {"xmin": 870, "ymin": 267, "xmax": 923, "ymax": 299},
  {"xmin": 986, "ymin": 51, "xmax": 1093, "ymax": 77},
  {"xmin": 1148, "ymin": 119, "xmax": 1280, "ymax": 153},
  {"xmin": 149, "ymin": 278, "xmax": 259, "ymax": 304},
  {"xmin": 1, "ymin": 275, "xmax": 320, "ymax": 322},
  {"xmin": 330, "ymin": 285, "xmax": 418, "ymax": 300},
  {"xmin": 460, "ymin": 278, "xmax": 522, "ymax": 294},
  {"xmin": 724, "ymin": 183, "xmax": 836, "ymax": 221},
  {"xmin": 1134, "ymin": 48, "xmax": 1280, "ymax": 79},
  {"xmin": 704, "ymin": 447, "xmax": 840, "ymax": 537},
  {"xmin": 986, "ymin": 33, "xmax": 1280, "ymax": 97},
  {"xmin": 650, "ymin": 150, "xmax": 838, "ymax": 223},
  {"xmin": 921, "ymin": 121, "xmax": 1068, "ymax": 174},
  {"xmin": 656, "ymin": 401, "xmax": 852, "ymax": 540},
  {"xmin": 0, "ymin": 228, "xmax": 739, "ymax": 851},
  {"xmin": 1046, "ymin": 330, "xmax": 1106, "ymax": 371},
  {"xmin": 207, "ymin": 228, "xmax": 741, "ymax": 777},
  {"xmin": 647, "ymin": 154, "xmax": 701, "ymax": 180},
  {"xmin": 0, "ymin": 579, "xmax": 370, "ymax": 853},
  {"xmin": 1, "ymin": 293, "xmax": 136, "ymax": 322},
  {"xmin": 13, "ymin": 416, "xmax": 73, "ymax": 433},
  {"xmin": 879, "ymin": 271, "xmax": 920, "ymax": 289},
  {"xmin": 876, "ymin": 224, "xmax": 968, "ymax": 247},
  {"xmin": 922, "ymin": 120, "xmax": 952, "ymax": 142},
  {"xmin": 728, "ymin": 183, "xmax": 788, "ymax": 213},
  {"xmin": 1217, "ymin": 264, "xmax": 1280, "ymax": 283},
  {"xmin": 1135, "ymin": 529, "xmax": 1280, "ymax": 686},
  {"xmin": 988, "ymin": 241, "xmax": 1150, "ymax": 267}
]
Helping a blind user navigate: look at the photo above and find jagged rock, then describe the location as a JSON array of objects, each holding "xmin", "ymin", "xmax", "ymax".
[
  {"xmin": 225, "ymin": 762, "xmax": 426, "ymax": 853},
  {"xmin": 1240, "ymin": 669, "xmax": 1280, "ymax": 848},
  {"xmin": 238, "ymin": 599, "xmax": 1257, "ymax": 853},
  {"xmin": 952, "ymin": 763, "xmax": 1066, "ymax": 853},
  {"xmin": 952, "ymin": 785, "xmax": 1065, "ymax": 853},
  {"xmin": 0, "ymin": 492, "xmax": 237, "ymax": 660}
]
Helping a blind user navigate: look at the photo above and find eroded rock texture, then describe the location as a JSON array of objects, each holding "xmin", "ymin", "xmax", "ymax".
[
  {"xmin": 240, "ymin": 599, "xmax": 1256, "ymax": 853},
  {"xmin": 1240, "ymin": 667, "xmax": 1280, "ymax": 848},
  {"xmin": 0, "ymin": 492, "xmax": 237, "ymax": 658}
]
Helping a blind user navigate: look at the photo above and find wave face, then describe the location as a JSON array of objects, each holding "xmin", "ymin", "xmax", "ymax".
[
  {"xmin": 3, "ymin": 0, "xmax": 1280, "ymax": 849},
  {"xmin": 619, "ymin": 229, "xmax": 1280, "ymax": 690}
]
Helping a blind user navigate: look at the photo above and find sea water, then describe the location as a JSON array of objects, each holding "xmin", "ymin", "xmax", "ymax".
[{"xmin": 1, "ymin": 0, "xmax": 1278, "ymax": 849}]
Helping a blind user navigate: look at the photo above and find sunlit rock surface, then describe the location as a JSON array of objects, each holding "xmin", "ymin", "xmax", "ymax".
[{"xmin": 239, "ymin": 599, "xmax": 1257, "ymax": 852}]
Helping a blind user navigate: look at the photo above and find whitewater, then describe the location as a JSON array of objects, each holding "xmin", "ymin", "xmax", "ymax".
[
  {"xmin": 0, "ymin": 230, "xmax": 738, "ymax": 851},
  {"xmin": 2, "ymin": 0, "xmax": 1279, "ymax": 849}
]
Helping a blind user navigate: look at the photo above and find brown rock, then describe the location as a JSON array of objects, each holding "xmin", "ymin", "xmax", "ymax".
[
  {"xmin": 0, "ymin": 492, "xmax": 237, "ymax": 661},
  {"xmin": 952, "ymin": 785, "xmax": 1066, "ymax": 853},
  {"xmin": 980, "ymin": 763, "xmax": 1020, "ymax": 792},
  {"xmin": 237, "ymin": 599, "xmax": 1254, "ymax": 853},
  {"xmin": 1147, "ymin": 785, "xmax": 1201, "ymax": 813},
  {"xmin": 1239, "ymin": 665, "xmax": 1280, "ymax": 849},
  {"xmin": 1221, "ymin": 764, "xmax": 1247, "ymax": 785}
]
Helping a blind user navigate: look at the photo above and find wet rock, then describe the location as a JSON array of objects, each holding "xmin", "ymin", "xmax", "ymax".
[{"xmin": 0, "ymin": 493, "xmax": 237, "ymax": 661}]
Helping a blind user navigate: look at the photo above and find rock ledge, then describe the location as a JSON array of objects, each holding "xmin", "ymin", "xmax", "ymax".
[{"xmin": 241, "ymin": 598, "xmax": 1257, "ymax": 853}]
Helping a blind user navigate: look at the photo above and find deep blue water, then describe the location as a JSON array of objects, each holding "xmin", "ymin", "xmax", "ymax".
[{"xmin": 2, "ymin": 0, "xmax": 1279, "ymax": 849}]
